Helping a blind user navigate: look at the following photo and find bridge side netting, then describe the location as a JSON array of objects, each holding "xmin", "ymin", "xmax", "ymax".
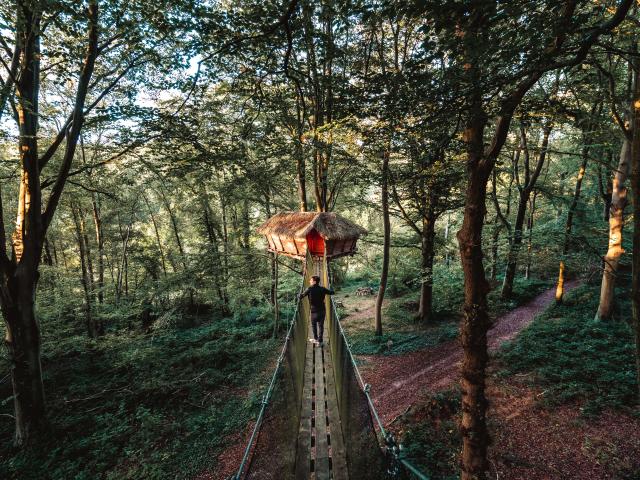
[
  {"xmin": 243, "ymin": 260, "xmax": 312, "ymax": 479},
  {"xmin": 322, "ymin": 254, "xmax": 390, "ymax": 479}
]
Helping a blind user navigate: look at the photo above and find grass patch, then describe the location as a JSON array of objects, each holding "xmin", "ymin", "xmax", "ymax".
[
  {"xmin": 497, "ymin": 283, "xmax": 638, "ymax": 415},
  {"xmin": 348, "ymin": 325, "xmax": 459, "ymax": 356}
]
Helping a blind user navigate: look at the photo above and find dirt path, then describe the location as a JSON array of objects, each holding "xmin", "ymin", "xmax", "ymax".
[{"xmin": 359, "ymin": 281, "xmax": 580, "ymax": 426}]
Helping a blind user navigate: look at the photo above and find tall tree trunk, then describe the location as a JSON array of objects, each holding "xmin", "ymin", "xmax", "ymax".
[
  {"xmin": 71, "ymin": 203, "xmax": 95, "ymax": 337},
  {"xmin": 489, "ymin": 221, "xmax": 499, "ymax": 281},
  {"xmin": 296, "ymin": 131, "xmax": 308, "ymax": 212},
  {"xmin": 202, "ymin": 195, "xmax": 227, "ymax": 310},
  {"xmin": 501, "ymin": 195, "xmax": 527, "ymax": 296},
  {"xmin": 418, "ymin": 202, "xmax": 436, "ymax": 323},
  {"xmin": 489, "ymin": 166, "xmax": 514, "ymax": 281},
  {"xmin": 91, "ymin": 193, "xmax": 104, "ymax": 304},
  {"xmin": 598, "ymin": 158, "xmax": 614, "ymax": 221},
  {"xmin": 0, "ymin": 3, "xmax": 46, "ymax": 447},
  {"xmin": 116, "ymin": 221, "xmax": 132, "ymax": 303},
  {"xmin": 556, "ymin": 145, "xmax": 589, "ymax": 303},
  {"xmin": 42, "ymin": 238, "xmax": 53, "ymax": 266},
  {"xmin": 524, "ymin": 192, "xmax": 537, "ymax": 279},
  {"xmin": 159, "ymin": 188, "xmax": 186, "ymax": 270},
  {"xmin": 241, "ymin": 197, "xmax": 251, "ymax": 250},
  {"xmin": 502, "ymin": 124, "xmax": 551, "ymax": 298},
  {"xmin": 79, "ymin": 207, "xmax": 94, "ymax": 295},
  {"xmin": 457, "ymin": 112, "xmax": 491, "ymax": 480},
  {"xmin": 374, "ymin": 151, "xmax": 390, "ymax": 337},
  {"xmin": 272, "ymin": 252, "xmax": 280, "ymax": 337},
  {"xmin": 143, "ymin": 194, "xmax": 167, "ymax": 278},
  {"xmin": 444, "ymin": 212, "xmax": 452, "ymax": 268},
  {"xmin": 595, "ymin": 140, "xmax": 631, "ymax": 320},
  {"xmin": 220, "ymin": 193, "xmax": 230, "ymax": 291},
  {"xmin": 630, "ymin": 59, "xmax": 640, "ymax": 398}
]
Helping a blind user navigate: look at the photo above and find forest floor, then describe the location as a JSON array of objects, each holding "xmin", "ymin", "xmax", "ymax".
[
  {"xmin": 354, "ymin": 280, "xmax": 581, "ymax": 425},
  {"xmin": 351, "ymin": 281, "xmax": 640, "ymax": 480}
]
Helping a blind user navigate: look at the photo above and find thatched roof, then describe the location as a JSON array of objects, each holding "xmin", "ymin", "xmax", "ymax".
[{"xmin": 257, "ymin": 212, "xmax": 367, "ymax": 240}]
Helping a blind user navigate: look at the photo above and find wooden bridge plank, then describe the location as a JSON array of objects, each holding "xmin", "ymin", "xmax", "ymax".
[
  {"xmin": 295, "ymin": 334, "xmax": 314, "ymax": 480},
  {"xmin": 314, "ymin": 343, "xmax": 330, "ymax": 480},
  {"xmin": 324, "ymin": 344, "xmax": 349, "ymax": 480}
]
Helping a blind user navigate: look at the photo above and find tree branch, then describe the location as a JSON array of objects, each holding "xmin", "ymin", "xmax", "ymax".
[
  {"xmin": 42, "ymin": 0, "xmax": 99, "ymax": 231},
  {"xmin": 484, "ymin": 0, "xmax": 632, "ymax": 167}
]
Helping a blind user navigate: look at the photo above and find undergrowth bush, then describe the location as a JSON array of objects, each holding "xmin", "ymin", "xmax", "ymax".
[
  {"xmin": 0, "ymin": 309, "xmax": 278, "ymax": 479},
  {"xmin": 400, "ymin": 389, "xmax": 461, "ymax": 480},
  {"xmin": 498, "ymin": 283, "xmax": 638, "ymax": 415}
]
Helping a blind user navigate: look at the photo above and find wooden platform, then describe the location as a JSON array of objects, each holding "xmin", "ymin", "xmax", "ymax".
[{"xmin": 295, "ymin": 326, "xmax": 348, "ymax": 480}]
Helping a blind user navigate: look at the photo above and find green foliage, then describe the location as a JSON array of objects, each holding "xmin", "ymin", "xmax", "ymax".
[
  {"xmin": 349, "ymin": 325, "xmax": 459, "ymax": 356},
  {"xmin": 498, "ymin": 284, "xmax": 638, "ymax": 415},
  {"xmin": 0, "ymin": 310, "xmax": 278, "ymax": 479},
  {"xmin": 400, "ymin": 390, "xmax": 462, "ymax": 480}
]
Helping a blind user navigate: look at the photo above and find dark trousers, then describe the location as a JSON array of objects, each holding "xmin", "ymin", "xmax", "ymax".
[{"xmin": 311, "ymin": 310, "xmax": 325, "ymax": 342}]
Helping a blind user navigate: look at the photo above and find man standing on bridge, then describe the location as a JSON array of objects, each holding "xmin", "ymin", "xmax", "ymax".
[{"xmin": 299, "ymin": 275, "xmax": 334, "ymax": 346}]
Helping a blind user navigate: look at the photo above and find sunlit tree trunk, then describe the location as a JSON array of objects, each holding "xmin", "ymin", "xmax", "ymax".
[
  {"xmin": 0, "ymin": 0, "xmax": 98, "ymax": 446},
  {"xmin": 375, "ymin": 151, "xmax": 390, "ymax": 337},
  {"xmin": 596, "ymin": 140, "xmax": 631, "ymax": 320},
  {"xmin": 0, "ymin": 4, "xmax": 47, "ymax": 447},
  {"xmin": 556, "ymin": 144, "xmax": 589, "ymax": 303},
  {"xmin": 631, "ymin": 60, "xmax": 640, "ymax": 398}
]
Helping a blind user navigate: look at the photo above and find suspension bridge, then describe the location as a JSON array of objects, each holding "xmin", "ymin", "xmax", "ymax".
[{"xmin": 232, "ymin": 212, "xmax": 429, "ymax": 480}]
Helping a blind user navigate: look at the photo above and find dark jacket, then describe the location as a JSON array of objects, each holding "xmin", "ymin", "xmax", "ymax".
[{"xmin": 300, "ymin": 284, "xmax": 334, "ymax": 312}]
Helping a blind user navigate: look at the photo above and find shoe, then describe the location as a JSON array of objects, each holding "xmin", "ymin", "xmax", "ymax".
[{"xmin": 308, "ymin": 338, "xmax": 316, "ymax": 343}]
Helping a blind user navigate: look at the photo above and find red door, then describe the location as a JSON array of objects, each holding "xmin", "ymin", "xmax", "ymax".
[{"xmin": 306, "ymin": 230, "xmax": 325, "ymax": 256}]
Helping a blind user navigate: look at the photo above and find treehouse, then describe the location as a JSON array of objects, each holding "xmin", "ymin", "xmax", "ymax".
[{"xmin": 257, "ymin": 211, "xmax": 367, "ymax": 260}]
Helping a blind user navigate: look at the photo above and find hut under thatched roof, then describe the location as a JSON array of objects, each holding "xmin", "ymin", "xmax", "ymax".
[{"xmin": 257, "ymin": 211, "xmax": 367, "ymax": 260}]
